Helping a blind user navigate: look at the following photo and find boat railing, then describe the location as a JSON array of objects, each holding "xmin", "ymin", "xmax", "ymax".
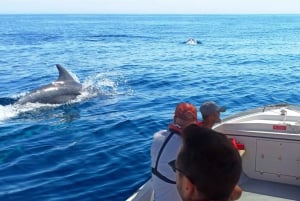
[{"xmin": 215, "ymin": 103, "xmax": 300, "ymax": 128}]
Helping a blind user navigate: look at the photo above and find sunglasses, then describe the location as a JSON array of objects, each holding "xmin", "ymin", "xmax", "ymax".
[
  {"xmin": 169, "ymin": 160, "xmax": 180, "ymax": 172},
  {"xmin": 168, "ymin": 160, "xmax": 195, "ymax": 183}
]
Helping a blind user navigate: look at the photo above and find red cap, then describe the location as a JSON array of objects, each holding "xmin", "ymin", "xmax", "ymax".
[{"xmin": 174, "ymin": 103, "xmax": 197, "ymax": 121}]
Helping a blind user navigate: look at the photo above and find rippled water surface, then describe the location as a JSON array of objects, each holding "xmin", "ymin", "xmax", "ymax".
[{"xmin": 0, "ymin": 14, "xmax": 300, "ymax": 200}]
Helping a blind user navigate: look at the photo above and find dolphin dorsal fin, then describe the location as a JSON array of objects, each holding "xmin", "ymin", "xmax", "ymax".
[{"xmin": 56, "ymin": 64, "xmax": 77, "ymax": 82}]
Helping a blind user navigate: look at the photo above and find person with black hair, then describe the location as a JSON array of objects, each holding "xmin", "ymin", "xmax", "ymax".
[{"xmin": 173, "ymin": 124, "xmax": 242, "ymax": 201}]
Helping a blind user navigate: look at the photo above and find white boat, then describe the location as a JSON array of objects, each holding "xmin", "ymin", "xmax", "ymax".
[{"xmin": 127, "ymin": 104, "xmax": 300, "ymax": 201}]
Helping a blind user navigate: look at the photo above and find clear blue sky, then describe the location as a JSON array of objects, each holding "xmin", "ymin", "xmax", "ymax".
[{"xmin": 0, "ymin": 0, "xmax": 300, "ymax": 14}]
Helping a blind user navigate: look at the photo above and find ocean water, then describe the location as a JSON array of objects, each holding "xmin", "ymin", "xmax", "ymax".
[{"xmin": 0, "ymin": 14, "xmax": 300, "ymax": 200}]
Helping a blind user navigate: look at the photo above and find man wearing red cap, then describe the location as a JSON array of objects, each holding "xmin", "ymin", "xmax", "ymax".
[{"xmin": 151, "ymin": 102, "xmax": 198, "ymax": 201}]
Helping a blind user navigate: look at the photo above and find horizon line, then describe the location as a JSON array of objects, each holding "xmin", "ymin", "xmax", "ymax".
[{"xmin": 1, "ymin": 12, "xmax": 300, "ymax": 15}]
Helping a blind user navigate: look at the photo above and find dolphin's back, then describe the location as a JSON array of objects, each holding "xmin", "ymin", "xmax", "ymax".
[{"xmin": 16, "ymin": 64, "xmax": 82, "ymax": 105}]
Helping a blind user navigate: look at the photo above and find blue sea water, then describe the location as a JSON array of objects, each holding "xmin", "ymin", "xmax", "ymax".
[{"xmin": 0, "ymin": 14, "xmax": 300, "ymax": 200}]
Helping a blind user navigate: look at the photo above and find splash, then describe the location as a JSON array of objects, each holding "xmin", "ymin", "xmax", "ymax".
[
  {"xmin": 83, "ymin": 71, "xmax": 133, "ymax": 96},
  {"xmin": 0, "ymin": 102, "xmax": 54, "ymax": 122}
]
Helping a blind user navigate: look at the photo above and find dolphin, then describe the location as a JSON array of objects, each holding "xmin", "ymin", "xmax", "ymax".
[
  {"xmin": 16, "ymin": 64, "xmax": 82, "ymax": 105},
  {"xmin": 186, "ymin": 38, "xmax": 197, "ymax": 45}
]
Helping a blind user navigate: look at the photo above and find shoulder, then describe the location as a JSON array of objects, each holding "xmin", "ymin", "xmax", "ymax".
[
  {"xmin": 153, "ymin": 130, "xmax": 169, "ymax": 139},
  {"xmin": 152, "ymin": 130, "xmax": 181, "ymax": 146}
]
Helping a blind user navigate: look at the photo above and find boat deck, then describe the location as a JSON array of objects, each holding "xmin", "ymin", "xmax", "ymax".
[{"xmin": 239, "ymin": 173, "xmax": 300, "ymax": 201}]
